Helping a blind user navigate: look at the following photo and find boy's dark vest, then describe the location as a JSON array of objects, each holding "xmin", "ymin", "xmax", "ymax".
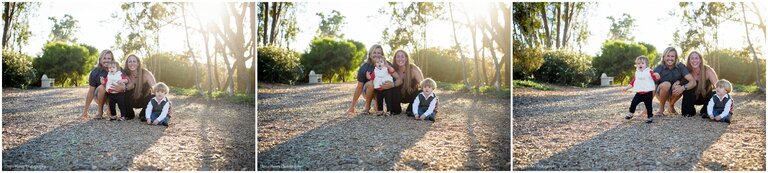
[
  {"xmin": 711, "ymin": 93, "xmax": 734, "ymax": 114},
  {"xmin": 150, "ymin": 98, "xmax": 169, "ymax": 116},
  {"xmin": 417, "ymin": 93, "xmax": 438, "ymax": 111}
]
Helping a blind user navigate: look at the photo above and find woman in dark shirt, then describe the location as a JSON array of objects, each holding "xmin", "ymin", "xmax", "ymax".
[
  {"xmin": 345, "ymin": 44, "xmax": 399, "ymax": 115},
  {"xmin": 653, "ymin": 47, "xmax": 697, "ymax": 116}
]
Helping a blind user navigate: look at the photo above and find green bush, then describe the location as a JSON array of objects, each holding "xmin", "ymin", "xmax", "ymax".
[
  {"xmin": 592, "ymin": 40, "xmax": 657, "ymax": 85},
  {"xmin": 258, "ymin": 46, "xmax": 303, "ymax": 84},
  {"xmin": 534, "ymin": 50, "xmax": 595, "ymax": 87},
  {"xmin": 300, "ymin": 37, "xmax": 364, "ymax": 82},
  {"xmin": 513, "ymin": 40, "xmax": 544, "ymax": 80},
  {"xmin": 33, "ymin": 41, "xmax": 96, "ymax": 87},
  {"xmin": 2, "ymin": 50, "xmax": 37, "ymax": 88},
  {"xmin": 706, "ymin": 49, "xmax": 765, "ymax": 85}
]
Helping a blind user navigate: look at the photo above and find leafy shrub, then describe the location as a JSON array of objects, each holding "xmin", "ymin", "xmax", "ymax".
[
  {"xmin": 411, "ymin": 47, "xmax": 464, "ymax": 83},
  {"xmin": 258, "ymin": 46, "xmax": 303, "ymax": 84},
  {"xmin": 144, "ymin": 52, "xmax": 196, "ymax": 88},
  {"xmin": 534, "ymin": 50, "xmax": 595, "ymax": 87},
  {"xmin": 513, "ymin": 40, "xmax": 544, "ymax": 80},
  {"xmin": 33, "ymin": 41, "xmax": 96, "ymax": 87},
  {"xmin": 592, "ymin": 40, "xmax": 657, "ymax": 85},
  {"xmin": 300, "ymin": 37, "xmax": 364, "ymax": 82},
  {"xmin": 2, "ymin": 50, "xmax": 37, "ymax": 88}
]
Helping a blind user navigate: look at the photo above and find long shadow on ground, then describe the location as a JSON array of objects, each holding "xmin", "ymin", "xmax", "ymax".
[
  {"xmin": 257, "ymin": 115, "xmax": 431, "ymax": 171},
  {"xmin": 520, "ymin": 117, "xmax": 728, "ymax": 171},
  {"xmin": 2, "ymin": 120, "xmax": 166, "ymax": 170}
]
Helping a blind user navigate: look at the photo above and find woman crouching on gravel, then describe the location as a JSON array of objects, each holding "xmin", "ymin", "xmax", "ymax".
[
  {"xmin": 388, "ymin": 49, "xmax": 439, "ymax": 117},
  {"xmin": 80, "ymin": 50, "xmax": 119, "ymax": 120},
  {"xmin": 345, "ymin": 44, "xmax": 399, "ymax": 115},
  {"xmin": 121, "ymin": 54, "xmax": 173, "ymax": 121}
]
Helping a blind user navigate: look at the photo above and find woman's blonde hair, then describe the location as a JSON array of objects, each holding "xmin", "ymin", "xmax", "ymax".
[
  {"xmin": 392, "ymin": 49, "xmax": 420, "ymax": 96},
  {"xmin": 658, "ymin": 47, "xmax": 678, "ymax": 66},
  {"xmin": 686, "ymin": 51, "xmax": 713, "ymax": 98}
]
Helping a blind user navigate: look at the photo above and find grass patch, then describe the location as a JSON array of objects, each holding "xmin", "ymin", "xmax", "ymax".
[
  {"xmin": 170, "ymin": 86, "xmax": 254, "ymax": 105},
  {"xmin": 512, "ymin": 80, "xmax": 554, "ymax": 91},
  {"xmin": 437, "ymin": 81, "xmax": 467, "ymax": 92},
  {"xmin": 733, "ymin": 84, "xmax": 761, "ymax": 93}
]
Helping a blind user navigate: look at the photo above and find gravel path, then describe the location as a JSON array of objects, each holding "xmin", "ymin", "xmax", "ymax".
[
  {"xmin": 513, "ymin": 86, "xmax": 765, "ymax": 171},
  {"xmin": 2, "ymin": 87, "xmax": 255, "ymax": 171},
  {"xmin": 257, "ymin": 83, "xmax": 511, "ymax": 171}
]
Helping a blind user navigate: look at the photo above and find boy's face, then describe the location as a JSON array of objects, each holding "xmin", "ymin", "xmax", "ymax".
[
  {"xmin": 716, "ymin": 87, "xmax": 727, "ymax": 96},
  {"xmin": 423, "ymin": 86, "xmax": 433, "ymax": 96},
  {"xmin": 155, "ymin": 91, "xmax": 167, "ymax": 100}
]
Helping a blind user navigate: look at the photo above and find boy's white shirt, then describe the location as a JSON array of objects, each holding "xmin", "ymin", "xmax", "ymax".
[
  {"xmin": 106, "ymin": 71, "xmax": 125, "ymax": 92},
  {"xmin": 412, "ymin": 91, "xmax": 437, "ymax": 116},
  {"xmin": 707, "ymin": 93, "xmax": 732, "ymax": 118},
  {"xmin": 632, "ymin": 68, "xmax": 655, "ymax": 92},
  {"xmin": 373, "ymin": 66, "xmax": 393, "ymax": 89},
  {"xmin": 145, "ymin": 96, "xmax": 170, "ymax": 122}
]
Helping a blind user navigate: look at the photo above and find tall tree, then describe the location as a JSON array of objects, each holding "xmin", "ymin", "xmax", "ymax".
[
  {"xmin": 180, "ymin": 3, "xmax": 204, "ymax": 96},
  {"xmin": 316, "ymin": 10, "xmax": 346, "ymax": 39},
  {"xmin": 3, "ymin": 2, "xmax": 38, "ymax": 51},
  {"xmin": 380, "ymin": 2, "xmax": 444, "ymax": 52},
  {"xmin": 606, "ymin": 13, "xmax": 636, "ymax": 41},
  {"xmin": 212, "ymin": 2, "xmax": 253, "ymax": 94},
  {"xmin": 740, "ymin": 2, "xmax": 765, "ymax": 92},
  {"xmin": 48, "ymin": 14, "xmax": 79, "ymax": 43},
  {"xmin": 448, "ymin": 3, "xmax": 469, "ymax": 88}
]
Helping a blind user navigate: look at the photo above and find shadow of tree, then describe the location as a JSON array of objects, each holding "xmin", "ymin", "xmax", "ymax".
[
  {"xmin": 257, "ymin": 115, "xmax": 431, "ymax": 171},
  {"xmin": 520, "ymin": 117, "xmax": 728, "ymax": 171},
  {"xmin": 2, "ymin": 120, "xmax": 166, "ymax": 170}
]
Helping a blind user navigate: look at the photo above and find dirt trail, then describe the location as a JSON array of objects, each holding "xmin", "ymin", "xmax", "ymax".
[
  {"xmin": 2, "ymin": 87, "xmax": 255, "ymax": 171},
  {"xmin": 513, "ymin": 86, "xmax": 765, "ymax": 171},
  {"xmin": 257, "ymin": 83, "xmax": 510, "ymax": 170}
]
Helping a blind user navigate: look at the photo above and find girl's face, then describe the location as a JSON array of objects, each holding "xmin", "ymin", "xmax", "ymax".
[
  {"xmin": 664, "ymin": 51, "xmax": 677, "ymax": 66},
  {"xmin": 109, "ymin": 64, "xmax": 118, "ymax": 73},
  {"xmin": 689, "ymin": 53, "xmax": 702, "ymax": 68},
  {"xmin": 635, "ymin": 60, "xmax": 647, "ymax": 70},
  {"xmin": 127, "ymin": 56, "xmax": 139, "ymax": 71},
  {"xmin": 101, "ymin": 53, "xmax": 113, "ymax": 68},
  {"xmin": 395, "ymin": 51, "xmax": 408, "ymax": 66}
]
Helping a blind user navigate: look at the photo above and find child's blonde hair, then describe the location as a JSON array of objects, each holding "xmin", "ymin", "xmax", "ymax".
[
  {"xmin": 153, "ymin": 82, "xmax": 169, "ymax": 94},
  {"xmin": 107, "ymin": 61, "xmax": 121, "ymax": 69},
  {"xmin": 716, "ymin": 79, "xmax": 733, "ymax": 93},
  {"xmin": 421, "ymin": 78, "xmax": 437, "ymax": 89},
  {"xmin": 635, "ymin": 55, "xmax": 649, "ymax": 65}
]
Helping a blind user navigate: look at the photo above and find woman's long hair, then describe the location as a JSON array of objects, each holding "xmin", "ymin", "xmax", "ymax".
[
  {"xmin": 686, "ymin": 51, "xmax": 712, "ymax": 98},
  {"xmin": 124, "ymin": 54, "xmax": 149, "ymax": 100},
  {"xmin": 392, "ymin": 49, "xmax": 420, "ymax": 96}
]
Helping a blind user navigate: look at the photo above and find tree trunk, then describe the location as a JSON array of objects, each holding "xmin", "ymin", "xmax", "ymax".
[
  {"xmin": 741, "ymin": 2, "xmax": 765, "ymax": 92},
  {"xmin": 3, "ymin": 2, "xmax": 17, "ymax": 49},
  {"xmin": 465, "ymin": 9, "xmax": 480, "ymax": 95},
  {"xmin": 449, "ymin": 3, "xmax": 469, "ymax": 89},
  {"xmin": 181, "ymin": 3, "xmax": 203, "ymax": 96},
  {"xmin": 539, "ymin": 3, "xmax": 551, "ymax": 49},
  {"xmin": 247, "ymin": 2, "xmax": 255, "ymax": 94},
  {"xmin": 562, "ymin": 2, "xmax": 571, "ymax": 49},
  {"xmin": 261, "ymin": 2, "xmax": 269, "ymax": 46},
  {"xmin": 268, "ymin": 2, "xmax": 283, "ymax": 45},
  {"xmin": 555, "ymin": 3, "xmax": 561, "ymax": 49},
  {"xmin": 481, "ymin": 39, "xmax": 489, "ymax": 86}
]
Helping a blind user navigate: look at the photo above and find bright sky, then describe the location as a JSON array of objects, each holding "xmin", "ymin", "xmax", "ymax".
[
  {"xmin": 290, "ymin": 2, "xmax": 491, "ymax": 57},
  {"xmin": 582, "ymin": 1, "xmax": 767, "ymax": 57},
  {"xmin": 19, "ymin": 2, "xmax": 226, "ymax": 63}
]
